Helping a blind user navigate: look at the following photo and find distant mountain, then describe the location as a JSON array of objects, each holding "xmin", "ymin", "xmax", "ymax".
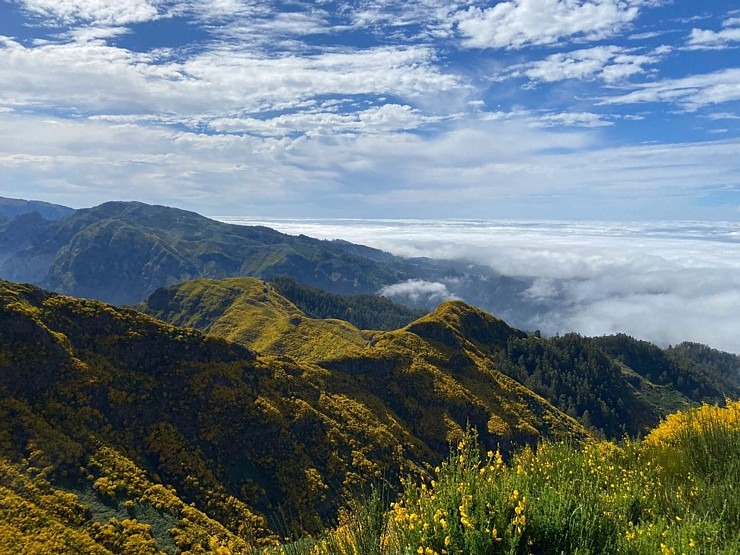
[
  {"xmin": 0, "ymin": 201, "xmax": 536, "ymax": 319},
  {"xmin": 0, "ymin": 196, "xmax": 75, "ymax": 220},
  {"xmin": 0, "ymin": 279, "xmax": 586, "ymax": 551},
  {"xmin": 143, "ymin": 277, "xmax": 739, "ymax": 439}
]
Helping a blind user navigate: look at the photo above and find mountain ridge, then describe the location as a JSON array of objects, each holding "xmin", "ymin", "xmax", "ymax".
[
  {"xmin": 141, "ymin": 277, "xmax": 739, "ymax": 439},
  {"xmin": 0, "ymin": 278, "xmax": 590, "ymax": 552},
  {"xmin": 0, "ymin": 196, "xmax": 75, "ymax": 221},
  {"xmin": 0, "ymin": 199, "xmax": 536, "ymax": 322}
]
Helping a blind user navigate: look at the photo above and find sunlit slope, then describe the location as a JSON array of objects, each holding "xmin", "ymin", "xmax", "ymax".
[
  {"xmin": 143, "ymin": 277, "xmax": 372, "ymax": 362},
  {"xmin": 321, "ymin": 301, "xmax": 588, "ymax": 453},
  {"xmin": 142, "ymin": 280, "xmax": 589, "ymax": 453},
  {"xmin": 144, "ymin": 277, "xmax": 739, "ymax": 440},
  {"xmin": 0, "ymin": 280, "xmax": 434, "ymax": 546},
  {"xmin": 0, "ymin": 279, "xmax": 589, "ymax": 552},
  {"xmin": 272, "ymin": 401, "xmax": 740, "ymax": 555}
]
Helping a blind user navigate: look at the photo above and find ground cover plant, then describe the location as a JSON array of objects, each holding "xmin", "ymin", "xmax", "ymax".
[{"xmin": 264, "ymin": 401, "xmax": 740, "ymax": 555}]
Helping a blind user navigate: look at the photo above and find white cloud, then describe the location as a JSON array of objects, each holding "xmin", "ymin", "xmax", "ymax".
[
  {"xmin": 0, "ymin": 35, "xmax": 461, "ymax": 121},
  {"xmin": 1, "ymin": 0, "xmax": 738, "ymax": 226},
  {"xmin": 600, "ymin": 68, "xmax": 740, "ymax": 110},
  {"xmin": 455, "ymin": 0, "xmax": 643, "ymax": 49},
  {"xmin": 343, "ymin": 0, "xmax": 457, "ymax": 36},
  {"xmin": 687, "ymin": 16, "xmax": 740, "ymax": 50},
  {"xmin": 474, "ymin": 108, "xmax": 613, "ymax": 128},
  {"xmin": 707, "ymin": 112, "xmax": 740, "ymax": 120},
  {"xmin": 209, "ymin": 104, "xmax": 441, "ymax": 137},
  {"xmin": 222, "ymin": 218, "xmax": 740, "ymax": 354},
  {"xmin": 378, "ymin": 279, "xmax": 459, "ymax": 303},
  {"xmin": 510, "ymin": 45, "xmax": 665, "ymax": 84},
  {"xmin": 2, "ymin": 97, "xmax": 738, "ymax": 219},
  {"xmin": 14, "ymin": 0, "xmax": 162, "ymax": 26},
  {"xmin": 0, "ymin": 111, "xmax": 333, "ymax": 208}
]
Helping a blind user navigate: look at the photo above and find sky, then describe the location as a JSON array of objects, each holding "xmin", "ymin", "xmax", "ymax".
[
  {"xmin": 221, "ymin": 217, "xmax": 740, "ymax": 353},
  {"xmin": 1, "ymin": 0, "xmax": 739, "ymax": 219}
]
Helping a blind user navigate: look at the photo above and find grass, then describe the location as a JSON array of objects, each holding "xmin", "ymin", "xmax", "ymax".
[{"xmin": 262, "ymin": 400, "xmax": 740, "ymax": 555}]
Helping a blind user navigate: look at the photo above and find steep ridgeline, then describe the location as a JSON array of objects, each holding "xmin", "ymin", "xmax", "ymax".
[
  {"xmin": 0, "ymin": 200, "xmax": 532, "ymax": 313},
  {"xmin": 0, "ymin": 201, "xmax": 409, "ymax": 305},
  {"xmin": 0, "ymin": 280, "xmax": 586, "ymax": 553},
  {"xmin": 0, "ymin": 196, "xmax": 75, "ymax": 221},
  {"xmin": 143, "ymin": 278, "xmax": 738, "ymax": 440}
]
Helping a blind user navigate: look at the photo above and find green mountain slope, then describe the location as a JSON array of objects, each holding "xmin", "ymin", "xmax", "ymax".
[
  {"xmin": 666, "ymin": 341, "xmax": 740, "ymax": 389},
  {"xmin": 0, "ymin": 201, "xmax": 418, "ymax": 305},
  {"xmin": 0, "ymin": 280, "xmax": 586, "ymax": 552},
  {"xmin": 143, "ymin": 276, "xmax": 373, "ymax": 362},
  {"xmin": 0, "ymin": 196, "xmax": 75, "ymax": 221},
  {"xmin": 142, "ymin": 277, "xmax": 586, "ymax": 451},
  {"xmin": 144, "ymin": 278, "xmax": 738, "ymax": 440},
  {"xmin": 268, "ymin": 276, "xmax": 427, "ymax": 331},
  {"xmin": 0, "ymin": 200, "xmax": 535, "ymax": 320}
]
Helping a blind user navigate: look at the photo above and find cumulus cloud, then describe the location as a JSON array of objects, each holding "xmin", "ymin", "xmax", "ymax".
[
  {"xmin": 686, "ymin": 16, "xmax": 740, "ymax": 50},
  {"xmin": 378, "ymin": 279, "xmax": 460, "ymax": 304},
  {"xmin": 14, "ymin": 0, "xmax": 162, "ymax": 26},
  {"xmin": 509, "ymin": 45, "xmax": 666, "ymax": 84},
  {"xmin": 221, "ymin": 218, "xmax": 740, "ymax": 354},
  {"xmin": 455, "ymin": 0, "xmax": 643, "ymax": 49},
  {"xmin": 0, "ymin": 34, "xmax": 460, "ymax": 124},
  {"xmin": 3, "ymin": 100, "xmax": 738, "ymax": 217},
  {"xmin": 1, "ymin": 1, "xmax": 738, "ymax": 225}
]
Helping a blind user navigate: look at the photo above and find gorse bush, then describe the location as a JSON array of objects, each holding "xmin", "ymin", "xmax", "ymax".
[{"xmin": 268, "ymin": 401, "xmax": 740, "ymax": 555}]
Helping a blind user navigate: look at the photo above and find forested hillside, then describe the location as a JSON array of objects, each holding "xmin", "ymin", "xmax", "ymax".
[
  {"xmin": 142, "ymin": 278, "xmax": 738, "ymax": 439},
  {"xmin": 0, "ymin": 201, "xmax": 530, "ymax": 311},
  {"xmin": 0, "ymin": 279, "xmax": 586, "ymax": 553}
]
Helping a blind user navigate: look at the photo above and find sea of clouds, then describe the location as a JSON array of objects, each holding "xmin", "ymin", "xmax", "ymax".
[{"xmin": 217, "ymin": 217, "xmax": 740, "ymax": 354}]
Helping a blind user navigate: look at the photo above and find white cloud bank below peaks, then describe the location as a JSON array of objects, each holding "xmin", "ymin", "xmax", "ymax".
[{"xmin": 219, "ymin": 217, "xmax": 740, "ymax": 355}]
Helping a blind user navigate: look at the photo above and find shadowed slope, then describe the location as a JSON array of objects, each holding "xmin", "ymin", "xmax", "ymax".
[{"xmin": 0, "ymin": 201, "xmax": 418, "ymax": 305}]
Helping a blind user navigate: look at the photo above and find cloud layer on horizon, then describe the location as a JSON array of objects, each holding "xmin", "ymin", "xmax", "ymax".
[{"xmin": 219, "ymin": 217, "xmax": 740, "ymax": 354}]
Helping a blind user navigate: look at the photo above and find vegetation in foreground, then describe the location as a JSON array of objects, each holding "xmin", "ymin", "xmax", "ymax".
[
  {"xmin": 2, "ymin": 277, "xmax": 738, "ymax": 554},
  {"xmin": 0, "ymin": 280, "xmax": 585, "ymax": 552},
  {"xmin": 265, "ymin": 401, "xmax": 740, "ymax": 555}
]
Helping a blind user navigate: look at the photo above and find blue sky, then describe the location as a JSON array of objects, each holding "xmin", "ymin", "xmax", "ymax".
[{"xmin": 0, "ymin": 0, "xmax": 738, "ymax": 219}]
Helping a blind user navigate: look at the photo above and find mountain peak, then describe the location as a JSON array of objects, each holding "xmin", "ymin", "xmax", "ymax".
[
  {"xmin": 0, "ymin": 196, "xmax": 75, "ymax": 221},
  {"xmin": 405, "ymin": 300, "xmax": 525, "ymax": 349}
]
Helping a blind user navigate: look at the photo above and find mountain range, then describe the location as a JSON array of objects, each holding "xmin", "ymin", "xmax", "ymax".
[
  {"xmin": 0, "ymin": 200, "xmax": 538, "ymax": 324},
  {"xmin": 0, "ymin": 196, "xmax": 75, "ymax": 221},
  {"xmin": 2, "ymin": 274, "xmax": 738, "ymax": 551},
  {"xmin": 0, "ymin": 198, "xmax": 738, "ymax": 553},
  {"xmin": 0, "ymin": 278, "xmax": 589, "ymax": 550}
]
